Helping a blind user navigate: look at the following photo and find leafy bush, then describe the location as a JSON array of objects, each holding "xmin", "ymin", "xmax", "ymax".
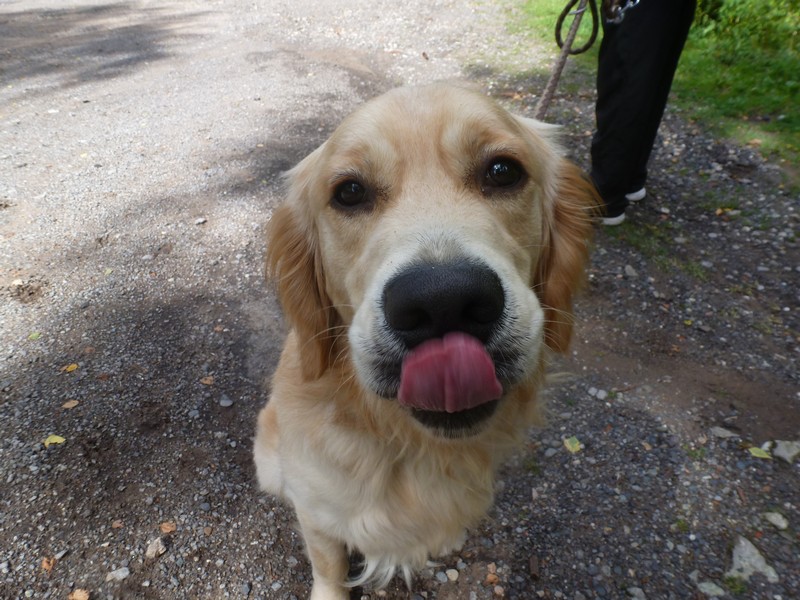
[{"xmin": 695, "ymin": 0, "xmax": 800, "ymax": 55}]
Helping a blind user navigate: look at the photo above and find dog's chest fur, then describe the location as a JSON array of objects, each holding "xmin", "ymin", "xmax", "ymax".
[{"xmin": 264, "ymin": 337, "xmax": 529, "ymax": 577}]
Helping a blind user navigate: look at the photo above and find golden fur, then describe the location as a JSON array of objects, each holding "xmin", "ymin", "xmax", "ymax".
[{"xmin": 253, "ymin": 83, "xmax": 597, "ymax": 599}]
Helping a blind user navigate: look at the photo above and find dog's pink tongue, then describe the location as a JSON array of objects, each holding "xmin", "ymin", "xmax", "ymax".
[{"xmin": 398, "ymin": 333, "xmax": 503, "ymax": 413}]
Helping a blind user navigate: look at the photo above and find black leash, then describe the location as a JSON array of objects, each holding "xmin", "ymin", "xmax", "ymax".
[{"xmin": 556, "ymin": 0, "xmax": 599, "ymax": 56}]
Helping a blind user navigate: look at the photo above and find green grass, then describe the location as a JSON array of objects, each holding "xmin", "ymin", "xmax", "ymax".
[
  {"xmin": 511, "ymin": 1, "xmax": 799, "ymax": 183},
  {"xmin": 723, "ymin": 575, "xmax": 748, "ymax": 595},
  {"xmin": 602, "ymin": 221, "xmax": 705, "ymax": 279},
  {"xmin": 673, "ymin": 34, "xmax": 800, "ymax": 172}
]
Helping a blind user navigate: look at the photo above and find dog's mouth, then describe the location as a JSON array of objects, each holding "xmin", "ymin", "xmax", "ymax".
[
  {"xmin": 382, "ymin": 332, "xmax": 506, "ymax": 435},
  {"xmin": 409, "ymin": 400, "xmax": 500, "ymax": 437}
]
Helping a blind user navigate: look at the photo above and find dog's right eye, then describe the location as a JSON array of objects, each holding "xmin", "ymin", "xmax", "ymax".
[{"xmin": 332, "ymin": 180, "xmax": 369, "ymax": 209}]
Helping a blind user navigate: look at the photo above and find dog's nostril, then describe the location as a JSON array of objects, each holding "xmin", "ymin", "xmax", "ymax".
[
  {"xmin": 390, "ymin": 308, "xmax": 432, "ymax": 332},
  {"xmin": 383, "ymin": 261, "xmax": 505, "ymax": 347}
]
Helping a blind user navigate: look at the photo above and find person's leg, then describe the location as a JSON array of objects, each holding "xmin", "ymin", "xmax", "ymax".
[
  {"xmin": 626, "ymin": 0, "xmax": 697, "ymax": 191},
  {"xmin": 591, "ymin": 0, "xmax": 696, "ymax": 221}
]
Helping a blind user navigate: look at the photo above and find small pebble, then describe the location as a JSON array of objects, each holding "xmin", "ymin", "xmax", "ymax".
[
  {"xmin": 435, "ymin": 571, "xmax": 448, "ymax": 583},
  {"xmin": 145, "ymin": 537, "xmax": 167, "ymax": 560},
  {"xmin": 194, "ymin": 217, "xmax": 207, "ymax": 225},
  {"xmin": 627, "ymin": 587, "xmax": 646, "ymax": 600},
  {"xmin": 219, "ymin": 394, "xmax": 233, "ymax": 408},
  {"xmin": 105, "ymin": 567, "xmax": 130, "ymax": 582},
  {"xmin": 696, "ymin": 581, "xmax": 725, "ymax": 597},
  {"xmin": 445, "ymin": 568, "xmax": 459, "ymax": 582},
  {"xmin": 762, "ymin": 511, "xmax": 789, "ymax": 530}
]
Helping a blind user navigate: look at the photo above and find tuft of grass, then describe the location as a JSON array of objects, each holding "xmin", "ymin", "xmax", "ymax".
[
  {"xmin": 684, "ymin": 445, "xmax": 708, "ymax": 461},
  {"xmin": 723, "ymin": 575, "xmax": 748, "ymax": 595},
  {"xmin": 523, "ymin": 455, "xmax": 542, "ymax": 475},
  {"xmin": 674, "ymin": 518, "xmax": 691, "ymax": 534}
]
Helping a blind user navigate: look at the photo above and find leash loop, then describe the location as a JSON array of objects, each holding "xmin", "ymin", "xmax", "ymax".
[{"xmin": 555, "ymin": 0, "xmax": 599, "ymax": 55}]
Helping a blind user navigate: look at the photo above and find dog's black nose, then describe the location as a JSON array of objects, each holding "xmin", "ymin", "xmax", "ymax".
[{"xmin": 382, "ymin": 261, "xmax": 505, "ymax": 348}]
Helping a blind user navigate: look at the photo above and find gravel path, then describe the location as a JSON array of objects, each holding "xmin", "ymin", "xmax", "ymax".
[{"xmin": 1, "ymin": 1, "xmax": 798, "ymax": 599}]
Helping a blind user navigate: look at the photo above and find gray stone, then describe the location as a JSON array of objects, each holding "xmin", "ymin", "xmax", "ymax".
[
  {"xmin": 725, "ymin": 536, "xmax": 779, "ymax": 583},
  {"xmin": 709, "ymin": 426, "xmax": 738, "ymax": 439},
  {"xmin": 105, "ymin": 567, "xmax": 131, "ymax": 582},
  {"xmin": 773, "ymin": 440, "xmax": 800, "ymax": 464},
  {"xmin": 696, "ymin": 582, "xmax": 725, "ymax": 597},
  {"xmin": 627, "ymin": 588, "xmax": 646, "ymax": 600},
  {"xmin": 762, "ymin": 511, "xmax": 789, "ymax": 531}
]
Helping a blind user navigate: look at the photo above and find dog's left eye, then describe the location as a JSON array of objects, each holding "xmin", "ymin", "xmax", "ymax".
[
  {"xmin": 332, "ymin": 180, "xmax": 369, "ymax": 209},
  {"xmin": 483, "ymin": 158, "xmax": 525, "ymax": 191}
]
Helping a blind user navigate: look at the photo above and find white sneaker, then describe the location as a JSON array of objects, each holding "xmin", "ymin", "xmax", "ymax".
[
  {"xmin": 625, "ymin": 187, "xmax": 646, "ymax": 202},
  {"xmin": 600, "ymin": 212, "xmax": 626, "ymax": 226}
]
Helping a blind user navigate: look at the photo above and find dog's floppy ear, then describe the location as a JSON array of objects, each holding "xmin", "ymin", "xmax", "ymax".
[
  {"xmin": 535, "ymin": 159, "xmax": 599, "ymax": 353},
  {"xmin": 266, "ymin": 147, "xmax": 339, "ymax": 380}
]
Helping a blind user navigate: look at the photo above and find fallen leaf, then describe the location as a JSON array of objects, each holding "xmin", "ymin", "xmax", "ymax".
[
  {"xmin": 160, "ymin": 521, "xmax": 177, "ymax": 534},
  {"xmin": 641, "ymin": 441, "xmax": 653, "ymax": 451},
  {"xmin": 62, "ymin": 363, "xmax": 79, "ymax": 373},
  {"xmin": 748, "ymin": 447, "xmax": 772, "ymax": 459},
  {"xmin": 200, "ymin": 376, "xmax": 214, "ymax": 386},
  {"xmin": 104, "ymin": 268, "xmax": 114, "ymax": 276},
  {"xmin": 203, "ymin": 526, "xmax": 213, "ymax": 536},
  {"xmin": 28, "ymin": 332, "xmax": 42, "ymax": 341},
  {"xmin": 69, "ymin": 589, "xmax": 90, "ymax": 600},
  {"xmin": 62, "ymin": 400, "xmax": 79, "ymax": 409},
  {"xmin": 43, "ymin": 435, "xmax": 66, "ymax": 448},
  {"xmin": 41, "ymin": 556, "xmax": 55, "ymax": 573},
  {"xmin": 111, "ymin": 520, "xmax": 124, "ymax": 529},
  {"xmin": 213, "ymin": 325, "xmax": 224, "ymax": 333},
  {"xmin": 564, "ymin": 436, "xmax": 582, "ymax": 454}
]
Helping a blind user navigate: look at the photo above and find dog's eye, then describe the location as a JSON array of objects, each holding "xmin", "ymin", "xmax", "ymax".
[
  {"xmin": 332, "ymin": 180, "xmax": 369, "ymax": 209},
  {"xmin": 483, "ymin": 158, "xmax": 525, "ymax": 191}
]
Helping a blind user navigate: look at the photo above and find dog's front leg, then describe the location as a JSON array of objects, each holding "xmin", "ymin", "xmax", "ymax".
[{"xmin": 297, "ymin": 510, "xmax": 350, "ymax": 600}]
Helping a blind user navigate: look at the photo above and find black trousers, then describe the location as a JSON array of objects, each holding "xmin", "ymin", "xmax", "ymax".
[{"xmin": 590, "ymin": 0, "xmax": 696, "ymax": 216}]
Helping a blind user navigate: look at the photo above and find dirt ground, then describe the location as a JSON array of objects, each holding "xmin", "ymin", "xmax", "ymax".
[{"xmin": 1, "ymin": 1, "xmax": 798, "ymax": 599}]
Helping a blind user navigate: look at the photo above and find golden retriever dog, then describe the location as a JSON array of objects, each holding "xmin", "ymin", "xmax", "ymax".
[{"xmin": 253, "ymin": 82, "xmax": 597, "ymax": 599}]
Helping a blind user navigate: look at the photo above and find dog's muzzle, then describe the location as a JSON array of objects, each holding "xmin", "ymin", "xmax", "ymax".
[{"xmin": 381, "ymin": 260, "xmax": 507, "ymax": 434}]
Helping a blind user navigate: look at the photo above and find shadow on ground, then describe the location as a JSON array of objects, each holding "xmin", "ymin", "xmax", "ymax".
[{"xmin": 0, "ymin": 3, "xmax": 207, "ymax": 97}]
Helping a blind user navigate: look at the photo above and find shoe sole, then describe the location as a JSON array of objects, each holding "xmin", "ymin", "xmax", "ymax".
[
  {"xmin": 625, "ymin": 187, "xmax": 646, "ymax": 202},
  {"xmin": 600, "ymin": 213, "xmax": 625, "ymax": 226}
]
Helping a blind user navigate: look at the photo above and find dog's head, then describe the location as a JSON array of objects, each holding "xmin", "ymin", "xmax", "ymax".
[{"xmin": 267, "ymin": 83, "xmax": 597, "ymax": 436}]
